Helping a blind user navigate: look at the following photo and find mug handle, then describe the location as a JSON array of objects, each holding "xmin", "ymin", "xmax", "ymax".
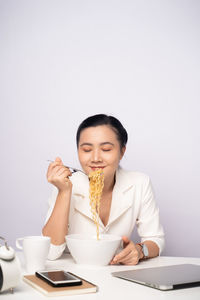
[{"xmin": 16, "ymin": 238, "xmax": 23, "ymax": 250}]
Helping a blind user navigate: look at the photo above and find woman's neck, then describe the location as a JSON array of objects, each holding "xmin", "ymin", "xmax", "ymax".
[{"xmin": 102, "ymin": 174, "xmax": 116, "ymax": 196}]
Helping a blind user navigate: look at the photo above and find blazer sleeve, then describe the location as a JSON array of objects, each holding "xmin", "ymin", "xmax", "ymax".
[
  {"xmin": 136, "ymin": 176, "xmax": 165, "ymax": 254},
  {"xmin": 43, "ymin": 187, "xmax": 67, "ymax": 260}
]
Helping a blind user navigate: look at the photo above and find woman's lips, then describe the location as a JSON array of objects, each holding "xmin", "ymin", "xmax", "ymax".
[{"xmin": 90, "ymin": 166, "xmax": 105, "ymax": 171}]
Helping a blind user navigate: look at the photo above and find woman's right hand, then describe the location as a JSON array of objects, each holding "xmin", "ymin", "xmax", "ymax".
[{"xmin": 47, "ymin": 157, "xmax": 72, "ymax": 193}]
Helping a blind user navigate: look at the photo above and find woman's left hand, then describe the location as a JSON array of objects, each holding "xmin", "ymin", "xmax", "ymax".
[{"xmin": 110, "ymin": 236, "xmax": 141, "ymax": 265}]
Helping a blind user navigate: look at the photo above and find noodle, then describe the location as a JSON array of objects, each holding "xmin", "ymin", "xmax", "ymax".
[{"xmin": 89, "ymin": 169, "xmax": 104, "ymax": 240}]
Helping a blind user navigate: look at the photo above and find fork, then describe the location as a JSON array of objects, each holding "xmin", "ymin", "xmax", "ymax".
[{"xmin": 47, "ymin": 160, "xmax": 87, "ymax": 175}]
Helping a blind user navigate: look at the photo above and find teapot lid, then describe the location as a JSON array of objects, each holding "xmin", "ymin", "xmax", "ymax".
[{"xmin": 0, "ymin": 237, "xmax": 15, "ymax": 261}]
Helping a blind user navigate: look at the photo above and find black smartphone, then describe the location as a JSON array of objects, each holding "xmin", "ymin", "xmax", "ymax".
[{"xmin": 35, "ymin": 270, "xmax": 82, "ymax": 287}]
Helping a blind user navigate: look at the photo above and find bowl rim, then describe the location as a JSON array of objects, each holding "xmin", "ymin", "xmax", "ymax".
[{"xmin": 65, "ymin": 233, "xmax": 121, "ymax": 242}]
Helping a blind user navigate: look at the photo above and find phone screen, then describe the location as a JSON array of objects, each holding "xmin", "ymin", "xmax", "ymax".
[
  {"xmin": 36, "ymin": 270, "xmax": 82, "ymax": 286},
  {"xmin": 41, "ymin": 271, "xmax": 77, "ymax": 282}
]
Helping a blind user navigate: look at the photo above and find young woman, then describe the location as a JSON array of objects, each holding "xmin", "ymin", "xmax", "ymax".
[{"xmin": 42, "ymin": 114, "xmax": 164, "ymax": 265}]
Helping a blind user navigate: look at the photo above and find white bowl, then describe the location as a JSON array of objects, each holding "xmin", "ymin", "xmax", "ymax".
[{"xmin": 65, "ymin": 234, "xmax": 121, "ymax": 266}]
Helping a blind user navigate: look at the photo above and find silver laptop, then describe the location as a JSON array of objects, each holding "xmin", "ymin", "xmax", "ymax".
[{"xmin": 112, "ymin": 264, "xmax": 200, "ymax": 291}]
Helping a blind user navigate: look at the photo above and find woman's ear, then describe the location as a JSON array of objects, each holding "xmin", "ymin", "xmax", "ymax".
[{"xmin": 120, "ymin": 146, "xmax": 126, "ymax": 160}]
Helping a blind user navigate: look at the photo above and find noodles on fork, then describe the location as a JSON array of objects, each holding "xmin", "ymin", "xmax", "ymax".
[{"xmin": 89, "ymin": 169, "xmax": 104, "ymax": 240}]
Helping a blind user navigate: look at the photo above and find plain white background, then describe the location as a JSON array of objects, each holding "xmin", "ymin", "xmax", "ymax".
[{"xmin": 0, "ymin": 0, "xmax": 199, "ymax": 257}]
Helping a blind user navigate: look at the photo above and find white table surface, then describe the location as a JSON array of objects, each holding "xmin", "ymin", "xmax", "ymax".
[{"xmin": 1, "ymin": 253, "xmax": 200, "ymax": 299}]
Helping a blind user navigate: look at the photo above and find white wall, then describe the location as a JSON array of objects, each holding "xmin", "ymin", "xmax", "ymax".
[{"xmin": 0, "ymin": 0, "xmax": 200, "ymax": 257}]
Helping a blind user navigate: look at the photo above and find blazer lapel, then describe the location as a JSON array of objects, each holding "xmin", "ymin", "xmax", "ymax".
[
  {"xmin": 108, "ymin": 167, "xmax": 134, "ymax": 226},
  {"xmin": 71, "ymin": 172, "xmax": 93, "ymax": 221}
]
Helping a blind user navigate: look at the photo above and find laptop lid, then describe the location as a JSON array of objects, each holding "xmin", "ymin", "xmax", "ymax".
[{"xmin": 112, "ymin": 264, "xmax": 200, "ymax": 291}]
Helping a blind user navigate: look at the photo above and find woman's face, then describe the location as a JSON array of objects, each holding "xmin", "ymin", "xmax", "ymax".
[{"xmin": 78, "ymin": 125, "xmax": 125, "ymax": 184}]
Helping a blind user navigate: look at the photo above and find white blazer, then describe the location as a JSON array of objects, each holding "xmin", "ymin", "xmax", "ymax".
[{"xmin": 45, "ymin": 167, "xmax": 165, "ymax": 260}]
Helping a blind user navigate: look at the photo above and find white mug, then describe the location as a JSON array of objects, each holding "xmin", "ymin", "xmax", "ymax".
[{"xmin": 16, "ymin": 236, "xmax": 50, "ymax": 273}]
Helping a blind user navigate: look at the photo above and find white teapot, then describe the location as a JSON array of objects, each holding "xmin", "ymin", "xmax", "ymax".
[{"xmin": 0, "ymin": 236, "xmax": 21, "ymax": 293}]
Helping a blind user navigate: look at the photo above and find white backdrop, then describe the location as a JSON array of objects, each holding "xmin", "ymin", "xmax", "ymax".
[{"xmin": 0, "ymin": 0, "xmax": 200, "ymax": 257}]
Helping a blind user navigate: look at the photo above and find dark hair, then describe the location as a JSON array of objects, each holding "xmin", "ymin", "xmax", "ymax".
[{"xmin": 76, "ymin": 114, "xmax": 128, "ymax": 149}]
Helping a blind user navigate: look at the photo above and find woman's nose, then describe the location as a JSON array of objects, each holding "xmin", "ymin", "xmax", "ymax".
[{"xmin": 91, "ymin": 149, "xmax": 102, "ymax": 162}]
